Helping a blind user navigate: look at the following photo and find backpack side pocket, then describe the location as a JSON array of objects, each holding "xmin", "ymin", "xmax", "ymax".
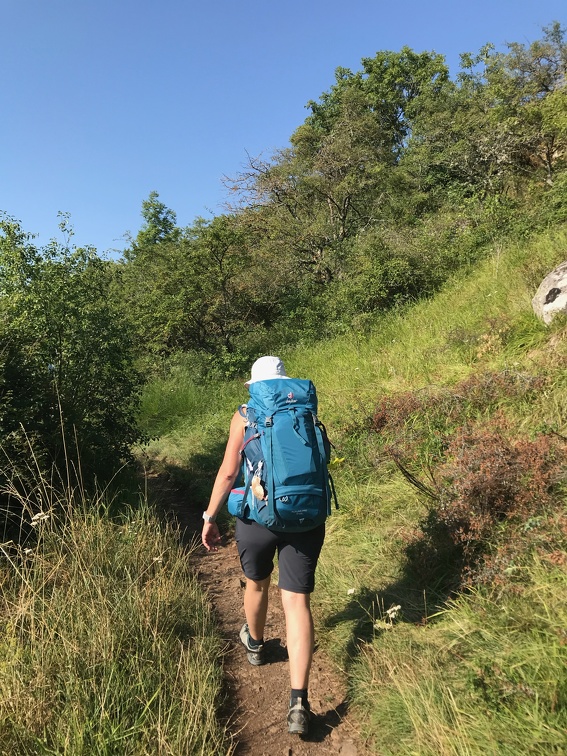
[{"xmin": 227, "ymin": 488, "xmax": 247, "ymax": 518}]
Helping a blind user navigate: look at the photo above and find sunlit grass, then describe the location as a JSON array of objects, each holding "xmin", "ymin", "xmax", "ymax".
[
  {"xmin": 0, "ymin": 482, "xmax": 231, "ymax": 754},
  {"xmin": 138, "ymin": 223, "xmax": 567, "ymax": 754},
  {"xmin": 350, "ymin": 555, "xmax": 567, "ymax": 755}
]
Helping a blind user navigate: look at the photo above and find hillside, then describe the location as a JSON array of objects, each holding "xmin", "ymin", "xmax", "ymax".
[
  {"xmin": 140, "ymin": 224, "xmax": 567, "ymax": 754},
  {"xmin": 0, "ymin": 220, "xmax": 564, "ymax": 754},
  {"xmin": 1, "ymin": 21, "xmax": 565, "ymax": 753}
]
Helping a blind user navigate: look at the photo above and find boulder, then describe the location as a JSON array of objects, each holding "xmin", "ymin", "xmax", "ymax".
[{"xmin": 532, "ymin": 261, "xmax": 567, "ymax": 324}]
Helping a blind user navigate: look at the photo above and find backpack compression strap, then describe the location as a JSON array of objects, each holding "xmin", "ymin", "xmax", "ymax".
[
  {"xmin": 314, "ymin": 416, "xmax": 339, "ymax": 511},
  {"xmin": 313, "ymin": 422, "xmax": 332, "ymax": 516},
  {"xmin": 264, "ymin": 415, "xmax": 277, "ymax": 526}
]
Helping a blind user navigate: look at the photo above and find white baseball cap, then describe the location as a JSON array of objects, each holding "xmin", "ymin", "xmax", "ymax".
[{"xmin": 245, "ymin": 355, "xmax": 290, "ymax": 387}]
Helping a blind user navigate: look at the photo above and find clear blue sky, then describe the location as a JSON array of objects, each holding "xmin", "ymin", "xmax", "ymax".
[{"xmin": 2, "ymin": 0, "xmax": 565, "ymax": 255}]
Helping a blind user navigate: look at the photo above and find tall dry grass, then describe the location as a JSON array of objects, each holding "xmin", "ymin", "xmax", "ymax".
[{"xmin": 0, "ymin": 468, "xmax": 231, "ymax": 755}]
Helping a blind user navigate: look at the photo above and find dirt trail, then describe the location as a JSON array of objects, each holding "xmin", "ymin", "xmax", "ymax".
[{"xmin": 150, "ymin": 472, "xmax": 365, "ymax": 755}]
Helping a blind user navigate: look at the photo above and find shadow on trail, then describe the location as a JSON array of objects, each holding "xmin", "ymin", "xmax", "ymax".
[
  {"xmin": 302, "ymin": 700, "xmax": 349, "ymax": 744},
  {"xmin": 141, "ymin": 438, "xmax": 228, "ymax": 530},
  {"xmin": 264, "ymin": 637, "xmax": 289, "ymax": 664}
]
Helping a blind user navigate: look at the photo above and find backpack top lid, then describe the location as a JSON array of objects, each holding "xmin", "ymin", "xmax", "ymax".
[{"xmin": 247, "ymin": 378, "xmax": 318, "ymax": 415}]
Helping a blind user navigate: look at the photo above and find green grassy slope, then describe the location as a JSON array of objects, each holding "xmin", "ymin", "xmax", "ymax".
[
  {"xmin": 297, "ymin": 228, "xmax": 566, "ymax": 754},
  {"xmin": 140, "ymin": 225, "xmax": 567, "ymax": 754}
]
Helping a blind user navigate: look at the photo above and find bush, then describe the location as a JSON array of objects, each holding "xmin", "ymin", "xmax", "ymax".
[
  {"xmin": 403, "ymin": 420, "xmax": 566, "ymax": 587},
  {"xmin": 369, "ymin": 370, "xmax": 545, "ymax": 464},
  {"xmin": 0, "ymin": 215, "xmax": 145, "ymax": 490},
  {"xmin": 367, "ymin": 373, "xmax": 565, "ymax": 587}
]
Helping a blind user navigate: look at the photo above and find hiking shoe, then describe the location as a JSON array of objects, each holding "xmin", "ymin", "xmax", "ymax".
[
  {"xmin": 287, "ymin": 697, "xmax": 311, "ymax": 735},
  {"xmin": 239, "ymin": 623, "xmax": 265, "ymax": 666}
]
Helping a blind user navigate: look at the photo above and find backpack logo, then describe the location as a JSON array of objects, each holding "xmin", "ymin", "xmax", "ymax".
[{"xmin": 286, "ymin": 391, "xmax": 296, "ymax": 403}]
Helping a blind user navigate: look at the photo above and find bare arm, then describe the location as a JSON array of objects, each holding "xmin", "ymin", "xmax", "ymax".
[{"xmin": 201, "ymin": 410, "xmax": 245, "ymax": 551}]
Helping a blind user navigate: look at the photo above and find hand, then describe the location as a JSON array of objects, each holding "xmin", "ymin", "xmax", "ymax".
[{"xmin": 202, "ymin": 521, "xmax": 222, "ymax": 552}]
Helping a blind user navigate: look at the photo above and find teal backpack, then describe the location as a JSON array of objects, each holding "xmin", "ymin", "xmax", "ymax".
[{"xmin": 227, "ymin": 378, "xmax": 337, "ymax": 531}]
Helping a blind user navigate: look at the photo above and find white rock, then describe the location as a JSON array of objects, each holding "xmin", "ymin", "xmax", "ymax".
[{"xmin": 532, "ymin": 261, "xmax": 567, "ymax": 324}]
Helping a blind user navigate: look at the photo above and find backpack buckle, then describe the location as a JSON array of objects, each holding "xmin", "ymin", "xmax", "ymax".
[{"xmin": 265, "ymin": 416, "xmax": 273, "ymax": 427}]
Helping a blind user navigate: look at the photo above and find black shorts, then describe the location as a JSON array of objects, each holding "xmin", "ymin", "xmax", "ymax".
[{"xmin": 234, "ymin": 518, "xmax": 325, "ymax": 594}]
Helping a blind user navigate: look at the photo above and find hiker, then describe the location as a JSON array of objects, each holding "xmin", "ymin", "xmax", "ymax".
[{"xmin": 201, "ymin": 355, "xmax": 331, "ymax": 736}]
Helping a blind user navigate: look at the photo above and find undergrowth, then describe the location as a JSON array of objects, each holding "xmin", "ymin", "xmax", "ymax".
[
  {"xmin": 0, "ymin": 478, "xmax": 230, "ymax": 755},
  {"xmin": 351, "ymin": 552, "xmax": 567, "ymax": 755},
  {"xmin": 311, "ymin": 227, "xmax": 567, "ymax": 754},
  {"xmin": 135, "ymin": 224, "xmax": 567, "ymax": 755}
]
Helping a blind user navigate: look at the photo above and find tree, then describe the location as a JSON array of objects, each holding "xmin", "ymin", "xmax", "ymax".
[
  {"xmin": 124, "ymin": 191, "xmax": 180, "ymax": 261},
  {"xmin": 404, "ymin": 23, "xmax": 567, "ymax": 201},
  {"xmin": 119, "ymin": 205, "xmax": 276, "ymax": 371},
  {"xmin": 0, "ymin": 214, "xmax": 144, "ymax": 485},
  {"xmin": 307, "ymin": 47, "xmax": 449, "ymax": 158},
  {"xmin": 497, "ymin": 21, "xmax": 567, "ymax": 185},
  {"xmin": 225, "ymin": 48, "xmax": 450, "ymax": 287}
]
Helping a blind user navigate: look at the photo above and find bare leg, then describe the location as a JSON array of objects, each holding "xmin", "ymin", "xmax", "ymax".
[
  {"xmin": 244, "ymin": 576, "xmax": 271, "ymax": 641},
  {"xmin": 280, "ymin": 589, "xmax": 314, "ymax": 689}
]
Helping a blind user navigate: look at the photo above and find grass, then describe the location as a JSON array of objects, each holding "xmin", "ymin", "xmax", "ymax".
[
  {"xmin": 312, "ymin": 228, "xmax": 567, "ymax": 753},
  {"xmin": 138, "ymin": 223, "xmax": 567, "ymax": 754},
  {"xmin": 5, "ymin": 223, "xmax": 564, "ymax": 752},
  {"xmin": 0, "ymin": 479, "xmax": 231, "ymax": 755},
  {"xmin": 351, "ymin": 555, "xmax": 567, "ymax": 755}
]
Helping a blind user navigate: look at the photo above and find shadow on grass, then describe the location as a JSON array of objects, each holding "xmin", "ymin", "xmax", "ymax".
[
  {"xmin": 140, "ymin": 438, "xmax": 229, "ymax": 535},
  {"xmin": 0, "ymin": 464, "xmax": 149, "ymax": 552},
  {"xmin": 323, "ymin": 512, "xmax": 465, "ymax": 667}
]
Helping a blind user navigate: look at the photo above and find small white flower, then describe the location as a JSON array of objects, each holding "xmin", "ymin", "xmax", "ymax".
[
  {"xmin": 374, "ymin": 619, "xmax": 393, "ymax": 631},
  {"xmin": 386, "ymin": 604, "xmax": 402, "ymax": 621},
  {"xmin": 31, "ymin": 511, "xmax": 51, "ymax": 525},
  {"xmin": 347, "ymin": 587, "xmax": 355, "ymax": 595}
]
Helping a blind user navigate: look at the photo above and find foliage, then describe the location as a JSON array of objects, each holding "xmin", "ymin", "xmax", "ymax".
[
  {"xmin": 406, "ymin": 22, "xmax": 567, "ymax": 203},
  {"xmin": 125, "ymin": 189, "xmax": 180, "ymax": 259},
  {"xmin": 306, "ymin": 47, "xmax": 449, "ymax": 159},
  {"xmin": 403, "ymin": 421, "xmax": 565, "ymax": 587},
  {"xmin": 102, "ymin": 25, "xmax": 567, "ymax": 372},
  {"xmin": 2, "ymin": 21, "xmax": 567, "ymax": 753},
  {"xmin": 136, "ymin": 214, "xmax": 567, "ymax": 755},
  {"xmin": 369, "ymin": 370, "xmax": 545, "ymax": 462},
  {"xmin": 0, "ymin": 214, "xmax": 144, "ymax": 486},
  {"xmin": 363, "ymin": 365, "xmax": 566, "ymax": 591},
  {"xmin": 120, "ymin": 204, "xmax": 286, "ymax": 375}
]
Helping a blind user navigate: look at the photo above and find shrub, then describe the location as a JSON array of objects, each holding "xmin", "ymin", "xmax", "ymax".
[
  {"xmin": 405, "ymin": 420, "xmax": 566, "ymax": 587},
  {"xmin": 0, "ymin": 216, "xmax": 145, "ymax": 490},
  {"xmin": 368, "ymin": 373, "xmax": 565, "ymax": 588},
  {"xmin": 369, "ymin": 370, "xmax": 545, "ymax": 464},
  {"xmin": 437, "ymin": 424, "xmax": 561, "ymax": 544}
]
